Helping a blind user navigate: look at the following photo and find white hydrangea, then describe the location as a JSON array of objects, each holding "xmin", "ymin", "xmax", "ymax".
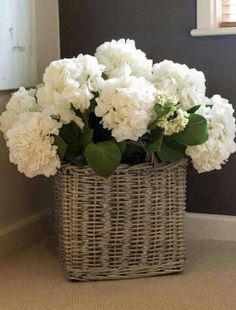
[
  {"xmin": 156, "ymin": 90, "xmax": 178, "ymax": 106},
  {"xmin": 157, "ymin": 108, "xmax": 189, "ymax": 136},
  {"xmin": 95, "ymin": 76, "xmax": 156, "ymax": 142},
  {"xmin": 95, "ymin": 39, "xmax": 152, "ymax": 78},
  {"xmin": 186, "ymin": 95, "xmax": 236, "ymax": 173},
  {"xmin": 0, "ymin": 87, "xmax": 39, "ymax": 134},
  {"xmin": 152, "ymin": 60, "xmax": 206, "ymax": 110},
  {"xmin": 37, "ymin": 86, "xmax": 84, "ymax": 130},
  {"xmin": 6, "ymin": 112, "xmax": 62, "ymax": 178},
  {"xmin": 40, "ymin": 55, "xmax": 105, "ymax": 113},
  {"xmin": 0, "ymin": 111, "xmax": 18, "ymax": 135}
]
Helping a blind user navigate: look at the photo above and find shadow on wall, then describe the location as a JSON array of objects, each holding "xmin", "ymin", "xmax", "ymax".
[
  {"xmin": 0, "ymin": 0, "xmax": 59, "ymax": 231},
  {"xmin": 0, "ymin": 91, "xmax": 52, "ymax": 230}
]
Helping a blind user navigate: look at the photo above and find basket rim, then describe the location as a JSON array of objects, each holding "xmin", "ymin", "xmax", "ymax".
[{"xmin": 58, "ymin": 159, "xmax": 187, "ymax": 175}]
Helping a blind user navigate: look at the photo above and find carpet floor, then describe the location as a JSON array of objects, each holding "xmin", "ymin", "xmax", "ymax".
[{"xmin": 0, "ymin": 239, "xmax": 236, "ymax": 310}]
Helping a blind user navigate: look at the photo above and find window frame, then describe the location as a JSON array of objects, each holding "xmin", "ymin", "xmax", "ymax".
[
  {"xmin": 191, "ymin": 0, "xmax": 236, "ymax": 36},
  {"xmin": 221, "ymin": 0, "xmax": 236, "ymax": 26}
]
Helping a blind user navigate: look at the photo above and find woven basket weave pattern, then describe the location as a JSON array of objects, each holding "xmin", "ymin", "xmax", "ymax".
[{"xmin": 53, "ymin": 160, "xmax": 187, "ymax": 281}]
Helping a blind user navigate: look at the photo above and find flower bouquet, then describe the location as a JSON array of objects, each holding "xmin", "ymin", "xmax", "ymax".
[{"xmin": 1, "ymin": 39, "xmax": 235, "ymax": 280}]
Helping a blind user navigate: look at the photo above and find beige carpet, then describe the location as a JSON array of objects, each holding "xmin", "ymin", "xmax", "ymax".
[{"xmin": 0, "ymin": 240, "xmax": 236, "ymax": 310}]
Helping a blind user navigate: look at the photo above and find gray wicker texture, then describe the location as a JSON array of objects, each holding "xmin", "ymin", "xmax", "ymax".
[{"xmin": 53, "ymin": 160, "xmax": 187, "ymax": 281}]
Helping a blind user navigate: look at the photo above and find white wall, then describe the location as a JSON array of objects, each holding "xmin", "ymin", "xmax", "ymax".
[
  {"xmin": 35, "ymin": 0, "xmax": 60, "ymax": 78},
  {"xmin": 0, "ymin": 0, "xmax": 60, "ymax": 258}
]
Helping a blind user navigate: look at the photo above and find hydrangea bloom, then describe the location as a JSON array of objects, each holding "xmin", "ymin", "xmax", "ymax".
[
  {"xmin": 0, "ymin": 39, "xmax": 235, "ymax": 179},
  {"xmin": 6, "ymin": 112, "xmax": 62, "ymax": 177},
  {"xmin": 37, "ymin": 86, "xmax": 84, "ymax": 130},
  {"xmin": 95, "ymin": 39, "xmax": 152, "ymax": 78},
  {"xmin": 152, "ymin": 60, "xmax": 206, "ymax": 110},
  {"xmin": 95, "ymin": 76, "xmax": 156, "ymax": 142},
  {"xmin": 155, "ymin": 90, "xmax": 178, "ymax": 107},
  {"xmin": 0, "ymin": 87, "xmax": 39, "ymax": 134},
  {"xmin": 157, "ymin": 108, "xmax": 189, "ymax": 136},
  {"xmin": 40, "ymin": 55, "xmax": 104, "ymax": 113},
  {"xmin": 186, "ymin": 95, "xmax": 236, "ymax": 172}
]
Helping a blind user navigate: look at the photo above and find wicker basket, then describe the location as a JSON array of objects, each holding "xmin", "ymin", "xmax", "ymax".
[{"xmin": 53, "ymin": 160, "xmax": 187, "ymax": 281}]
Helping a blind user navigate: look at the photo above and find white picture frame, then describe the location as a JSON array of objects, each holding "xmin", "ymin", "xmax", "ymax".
[{"xmin": 0, "ymin": 0, "xmax": 37, "ymax": 90}]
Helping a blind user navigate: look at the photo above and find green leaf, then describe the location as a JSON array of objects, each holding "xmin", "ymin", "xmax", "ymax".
[
  {"xmin": 60, "ymin": 122, "xmax": 83, "ymax": 149},
  {"xmin": 60, "ymin": 122, "xmax": 83, "ymax": 160},
  {"xmin": 121, "ymin": 143, "xmax": 146, "ymax": 165},
  {"xmin": 157, "ymin": 143, "xmax": 185, "ymax": 161},
  {"xmin": 53, "ymin": 135, "xmax": 67, "ymax": 160},
  {"xmin": 83, "ymin": 97, "xmax": 97, "ymax": 124},
  {"xmin": 187, "ymin": 105, "xmax": 200, "ymax": 114},
  {"xmin": 82, "ymin": 126, "xmax": 94, "ymax": 149},
  {"xmin": 155, "ymin": 104, "xmax": 172, "ymax": 119},
  {"xmin": 150, "ymin": 127, "xmax": 163, "ymax": 139},
  {"xmin": 157, "ymin": 136, "xmax": 186, "ymax": 162},
  {"xmin": 175, "ymin": 114, "xmax": 208, "ymax": 146},
  {"xmin": 146, "ymin": 127, "xmax": 163, "ymax": 152},
  {"xmin": 85, "ymin": 141, "xmax": 121, "ymax": 178},
  {"xmin": 146, "ymin": 135, "xmax": 163, "ymax": 152},
  {"xmin": 116, "ymin": 141, "xmax": 127, "ymax": 154},
  {"xmin": 102, "ymin": 72, "xmax": 109, "ymax": 80},
  {"xmin": 148, "ymin": 120, "xmax": 157, "ymax": 130},
  {"xmin": 157, "ymin": 138, "xmax": 185, "ymax": 161}
]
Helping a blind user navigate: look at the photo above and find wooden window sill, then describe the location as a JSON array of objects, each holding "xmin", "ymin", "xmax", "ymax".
[{"xmin": 220, "ymin": 22, "xmax": 236, "ymax": 28}]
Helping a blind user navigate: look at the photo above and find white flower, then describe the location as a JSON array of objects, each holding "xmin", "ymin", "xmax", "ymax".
[
  {"xmin": 0, "ymin": 111, "xmax": 18, "ymax": 135},
  {"xmin": 95, "ymin": 39, "xmax": 152, "ymax": 78},
  {"xmin": 157, "ymin": 108, "xmax": 189, "ymax": 136},
  {"xmin": 37, "ymin": 85, "xmax": 84, "ymax": 130},
  {"xmin": 6, "ymin": 112, "xmax": 62, "ymax": 178},
  {"xmin": 186, "ymin": 95, "xmax": 236, "ymax": 173},
  {"xmin": 0, "ymin": 87, "xmax": 39, "ymax": 134},
  {"xmin": 152, "ymin": 60, "xmax": 206, "ymax": 110},
  {"xmin": 95, "ymin": 76, "xmax": 156, "ymax": 142},
  {"xmin": 156, "ymin": 90, "xmax": 178, "ymax": 107},
  {"xmin": 41, "ymin": 55, "xmax": 104, "ymax": 113}
]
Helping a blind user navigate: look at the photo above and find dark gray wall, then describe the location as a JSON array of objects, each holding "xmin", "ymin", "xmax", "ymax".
[{"xmin": 58, "ymin": 0, "xmax": 236, "ymax": 215}]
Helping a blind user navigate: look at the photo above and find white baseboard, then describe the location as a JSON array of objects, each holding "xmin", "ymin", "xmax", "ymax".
[
  {"xmin": 186, "ymin": 212, "xmax": 236, "ymax": 242},
  {"xmin": 0, "ymin": 211, "xmax": 235, "ymax": 260},
  {"xmin": 0, "ymin": 210, "xmax": 50, "ymax": 259}
]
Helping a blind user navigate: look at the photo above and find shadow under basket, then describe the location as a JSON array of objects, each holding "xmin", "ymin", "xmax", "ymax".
[{"xmin": 53, "ymin": 160, "xmax": 187, "ymax": 281}]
